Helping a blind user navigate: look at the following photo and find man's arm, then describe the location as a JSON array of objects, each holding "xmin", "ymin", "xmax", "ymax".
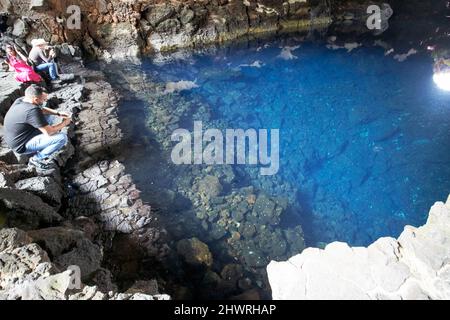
[
  {"xmin": 38, "ymin": 118, "xmax": 71, "ymax": 136},
  {"xmin": 41, "ymin": 107, "xmax": 71, "ymax": 119}
]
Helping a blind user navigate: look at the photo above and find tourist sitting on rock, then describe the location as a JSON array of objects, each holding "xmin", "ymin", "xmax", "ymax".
[
  {"xmin": 3, "ymin": 85, "xmax": 72, "ymax": 170},
  {"xmin": 28, "ymin": 39, "xmax": 60, "ymax": 82},
  {"xmin": 4, "ymin": 45, "xmax": 43, "ymax": 84}
]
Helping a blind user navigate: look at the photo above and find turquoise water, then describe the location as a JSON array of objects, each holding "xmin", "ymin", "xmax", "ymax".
[{"xmin": 136, "ymin": 40, "xmax": 450, "ymax": 247}]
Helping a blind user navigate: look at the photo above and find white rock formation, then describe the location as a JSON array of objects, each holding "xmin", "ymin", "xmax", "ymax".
[{"xmin": 267, "ymin": 195, "xmax": 450, "ymax": 300}]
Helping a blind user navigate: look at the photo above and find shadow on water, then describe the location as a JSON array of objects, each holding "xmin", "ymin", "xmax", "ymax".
[{"xmin": 292, "ymin": 191, "xmax": 317, "ymax": 246}]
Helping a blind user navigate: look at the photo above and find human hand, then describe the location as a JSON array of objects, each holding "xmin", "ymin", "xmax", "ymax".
[
  {"xmin": 62, "ymin": 118, "xmax": 72, "ymax": 126},
  {"xmin": 58, "ymin": 111, "xmax": 72, "ymax": 119}
]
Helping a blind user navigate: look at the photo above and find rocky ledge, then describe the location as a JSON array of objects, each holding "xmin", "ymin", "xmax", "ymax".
[
  {"xmin": 267, "ymin": 196, "xmax": 450, "ymax": 300},
  {"xmin": 0, "ymin": 0, "xmax": 388, "ymax": 60},
  {"xmin": 0, "ymin": 45, "xmax": 169, "ymax": 299}
]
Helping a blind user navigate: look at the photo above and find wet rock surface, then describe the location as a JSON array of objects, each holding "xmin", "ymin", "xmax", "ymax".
[{"xmin": 1, "ymin": 0, "xmax": 337, "ymax": 59}]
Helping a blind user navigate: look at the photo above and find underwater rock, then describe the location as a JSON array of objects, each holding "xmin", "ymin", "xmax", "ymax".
[
  {"xmin": 344, "ymin": 42, "xmax": 361, "ymax": 52},
  {"xmin": 239, "ymin": 223, "xmax": 257, "ymax": 239},
  {"xmin": 283, "ymin": 226, "xmax": 306, "ymax": 254},
  {"xmin": 176, "ymin": 237, "xmax": 213, "ymax": 268},
  {"xmin": 278, "ymin": 46, "xmax": 300, "ymax": 60},
  {"xmin": 393, "ymin": 49, "xmax": 418, "ymax": 62},
  {"xmin": 243, "ymin": 248, "xmax": 267, "ymax": 268},
  {"xmin": 197, "ymin": 175, "xmax": 223, "ymax": 199},
  {"xmin": 268, "ymin": 196, "xmax": 450, "ymax": 299},
  {"xmin": 239, "ymin": 60, "xmax": 264, "ymax": 68},
  {"xmin": 210, "ymin": 224, "xmax": 228, "ymax": 240},
  {"xmin": 221, "ymin": 264, "xmax": 244, "ymax": 286},
  {"xmin": 251, "ymin": 194, "xmax": 282, "ymax": 226},
  {"xmin": 164, "ymin": 80, "xmax": 199, "ymax": 94}
]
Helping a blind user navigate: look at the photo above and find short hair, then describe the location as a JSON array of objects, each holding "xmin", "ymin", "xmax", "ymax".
[{"xmin": 24, "ymin": 85, "xmax": 47, "ymax": 99}]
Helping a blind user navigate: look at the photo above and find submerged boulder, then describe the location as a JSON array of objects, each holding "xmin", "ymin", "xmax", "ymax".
[
  {"xmin": 176, "ymin": 237, "xmax": 213, "ymax": 268},
  {"xmin": 197, "ymin": 175, "xmax": 223, "ymax": 199}
]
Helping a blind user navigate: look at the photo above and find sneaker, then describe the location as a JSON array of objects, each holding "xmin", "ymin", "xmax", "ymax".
[{"xmin": 28, "ymin": 157, "xmax": 54, "ymax": 170}]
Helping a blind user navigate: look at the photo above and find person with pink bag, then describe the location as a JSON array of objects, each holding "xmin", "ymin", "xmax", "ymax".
[{"xmin": 5, "ymin": 45, "xmax": 43, "ymax": 84}]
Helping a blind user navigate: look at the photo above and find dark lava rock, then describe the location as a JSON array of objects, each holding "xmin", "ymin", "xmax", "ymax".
[
  {"xmin": 210, "ymin": 224, "xmax": 227, "ymax": 240},
  {"xmin": 0, "ymin": 188, "xmax": 62, "ymax": 230},
  {"xmin": 239, "ymin": 223, "xmax": 256, "ymax": 239},
  {"xmin": 15, "ymin": 176, "xmax": 63, "ymax": 209},
  {"xmin": 252, "ymin": 194, "xmax": 282, "ymax": 225},
  {"xmin": 176, "ymin": 237, "xmax": 213, "ymax": 267},
  {"xmin": 145, "ymin": 4, "xmax": 176, "ymax": 27},
  {"xmin": 197, "ymin": 175, "xmax": 223, "ymax": 199}
]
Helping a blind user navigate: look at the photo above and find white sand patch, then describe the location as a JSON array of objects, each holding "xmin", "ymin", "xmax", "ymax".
[
  {"xmin": 239, "ymin": 60, "xmax": 264, "ymax": 68},
  {"xmin": 164, "ymin": 80, "xmax": 199, "ymax": 94},
  {"xmin": 326, "ymin": 44, "xmax": 342, "ymax": 50},
  {"xmin": 393, "ymin": 49, "xmax": 418, "ymax": 62},
  {"xmin": 344, "ymin": 42, "xmax": 361, "ymax": 52},
  {"xmin": 327, "ymin": 42, "xmax": 361, "ymax": 53},
  {"xmin": 278, "ymin": 45, "xmax": 300, "ymax": 60}
]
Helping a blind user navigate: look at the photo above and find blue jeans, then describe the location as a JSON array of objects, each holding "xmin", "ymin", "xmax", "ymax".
[
  {"xmin": 24, "ymin": 133, "xmax": 67, "ymax": 161},
  {"xmin": 23, "ymin": 115, "xmax": 67, "ymax": 160},
  {"xmin": 35, "ymin": 62, "xmax": 58, "ymax": 80}
]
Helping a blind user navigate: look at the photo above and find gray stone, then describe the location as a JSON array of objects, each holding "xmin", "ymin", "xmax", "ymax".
[
  {"xmin": 15, "ymin": 176, "xmax": 63, "ymax": 208},
  {"xmin": 53, "ymin": 238, "xmax": 103, "ymax": 281},
  {"xmin": 0, "ymin": 228, "xmax": 31, "ymax": 252},
  {"xmin": 197, "ymin": 175, "xmax": 222, "ymax": 199},
  {"xmin": 88, "ymin": 268, "xmax": 117, "ymax": 293},
  {"xmin": 180, "ymin": 8, "xmax": 195, "ymax": 25},
  {"xmin": 156, "ymin": 18, "xmax": 181, "ymax": 34},
  {"xmin": 97, "ymin": 0, "xmax": 108, "ymax": 14},
  {"xmin": 0, "ymin": 188, "xmax": 62, "ymax": 230},
  {"xmin": 12, "ymin": 18, "xmax": 28, "ymax": 37},
  {"xmin": 210, "ymin": 224, "xmax": 227, "ymax": 240},
  {"xmin": 145, "ymin": 4, "xmax": 175, "ymax": 27},
  {"xmin": 252, "ymin": 194, "xmax": 280, "ymax": 225},
  {"xmin": 27, "ymin": 227, "xmax": 86, "ymax": 258},
  {"xmin": 0, "ymin": 147, "xmax": 17, "ymax": 164}
]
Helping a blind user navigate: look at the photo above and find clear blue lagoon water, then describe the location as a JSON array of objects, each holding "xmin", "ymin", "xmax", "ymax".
[{"xmin": 117, "ymin": 40, "xmax": 450, "ymax": 248}]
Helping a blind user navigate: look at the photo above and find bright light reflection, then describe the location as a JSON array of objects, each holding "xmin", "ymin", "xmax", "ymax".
[{"xmin": 433, "ymin": 71, "xmax": 450, "ymax": 91}]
